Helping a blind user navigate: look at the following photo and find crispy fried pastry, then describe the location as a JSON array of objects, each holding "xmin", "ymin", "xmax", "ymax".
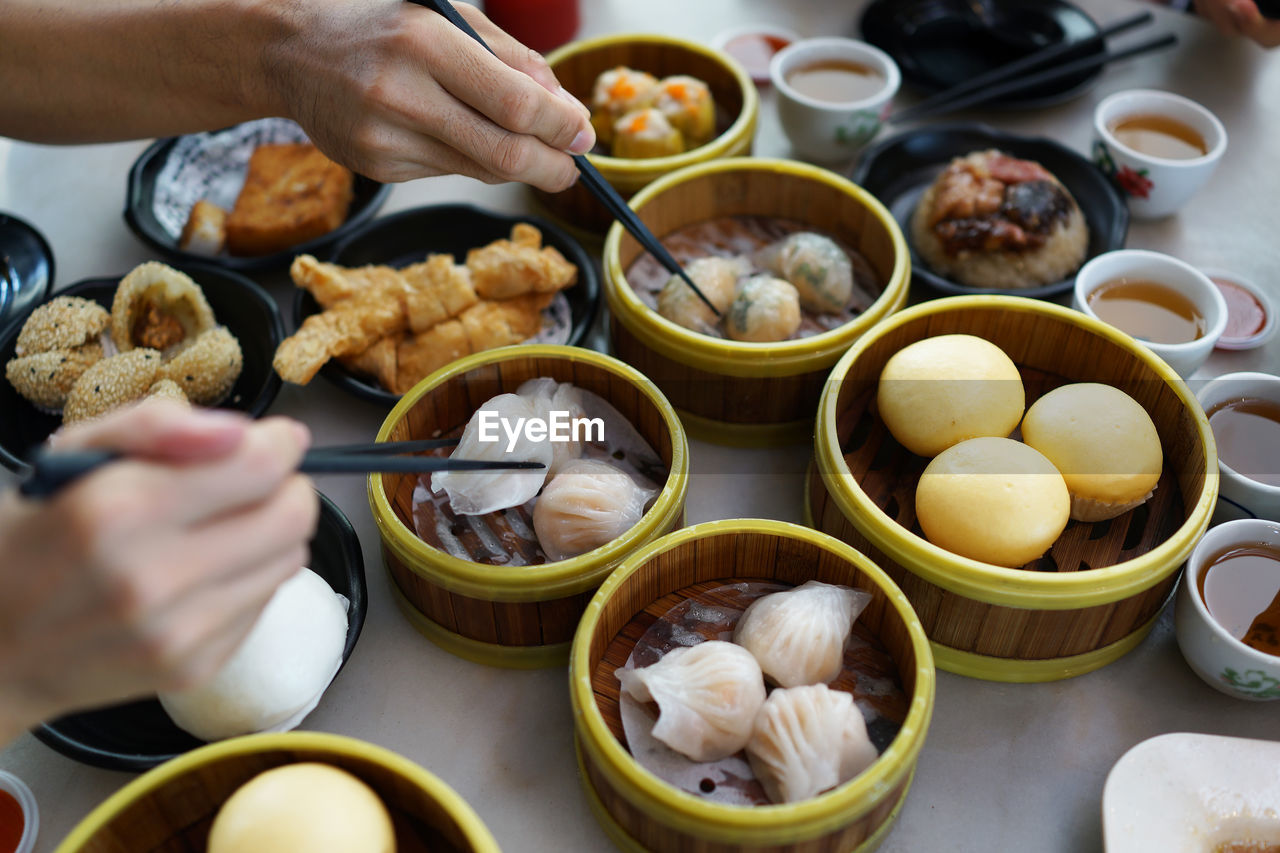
[
  {"xmin": 111, "ymin": 262, "xmax": 216, "ymax": 353},
  {"xmin": 273, "ymin": 289, "xmax": 406, "ymax": 385},
  {"xmin": 225, "ymin": 144, "xmax": 354, "ymax": 257},
  {"xmin": 5, "ymin": 342, "xmax": 104, "ymax": 411},
  {"xmin": 394, "ymin": 320, "xmax": 471, "ymax": 395},
  {"xmin": 401, "ymin": 254, "xmax": 478, "ymax": 333},
  {"xmin": 14, "ymin": 296, "xmax": 110, "ymax": 356},
  {"xmin": 179, "ymin": 199, "xmax": 228, "ymax": 256},
  {"xmin": 458, "ymin": 294, "xmax": 554, "ymax": 350},
  {"xmin": 160, "ymin": 326, "xmax": 243, "ymax": 405},
  {"xmin": 63, "ymin": 349, "xmax": 163, "ymax": 424},
  {"xmin": 340, "ymin": 337, "xmax": 399, "ymax": 391},
  {"xmin": 465, "ymin": 224, "xmax": 577, "ymax": 299}
]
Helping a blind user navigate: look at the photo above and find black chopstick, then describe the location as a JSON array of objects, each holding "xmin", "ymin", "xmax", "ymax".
[
  {"xmin": 891, "ymin": 11, "xmax": 1154, "ymax": 124},
  {"xmin": 404, "ymin": 0, "xmax": 721, "ymax": 318},
  {"xmin": 890, "ymin": 33, "xmax": 1178, "ymax": 124},
  {"xmin": 18, "ymin": 446, "xmax": 542, "ymax": 499},
  {"xmin": 315, "ymin": 438, "xmax": 460, "ymax": 455}
]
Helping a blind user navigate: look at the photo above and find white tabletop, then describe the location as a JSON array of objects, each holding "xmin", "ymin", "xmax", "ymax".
[{"xmin": 2, "ymin": 1, "xmax": 1278, "ymax": 851}]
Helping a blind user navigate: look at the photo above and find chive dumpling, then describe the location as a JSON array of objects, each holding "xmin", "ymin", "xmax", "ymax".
[{"xmin": 754, "ymin": 232, "xmax": 855, "ymax": 315}]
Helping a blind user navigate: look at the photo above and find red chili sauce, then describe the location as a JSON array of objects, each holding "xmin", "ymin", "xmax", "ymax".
[
  {"xmin": 1212, "ymin": 277, "xmax": 1267, "ymax": 341},
  {"xmin": 724, "ymin": 33, "xmax": 792, "ymax": 81},
  {"xmin": 0, "ymin": 788, "xmax": 24, "ymax": 853}
]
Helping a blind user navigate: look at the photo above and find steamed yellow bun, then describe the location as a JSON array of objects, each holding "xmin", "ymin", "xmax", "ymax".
[
  {"xmin": 877, "ymin": 334, "xmax": 1025, "ymax": 457},
  {"xmin": 1021, "ymin": 383, "xmax": 1163, "ymax": 522},
  {"xmin": 915, "ymin": 437, "xmax": 1070, "ymax": 567},
  {"xmin": 208, "ymin": 763, "xmax": 395, "ymax": 853}
]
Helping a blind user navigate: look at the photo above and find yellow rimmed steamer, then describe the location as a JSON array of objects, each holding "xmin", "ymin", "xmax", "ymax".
[
  {"xmin": 604, "ymin": 158, "xmax": 910, "ymax": 447},
  {"xmin": 539, "ymin": 33, "xmax": 760, "ymax": 234},
  {"xmin": 808, "ymin": 295, "xmax": 1219, "ymax": 682},
  {"xmin": 369, "ymin": 344, "xmax": 689, "ymax": 668},
  {"xmin": 54, "ymin": 731, "xmax": 500, "ymax": 853},
  {"xmin": 571, "ymin": 519, "xmax": 935, "ymax": 853}
]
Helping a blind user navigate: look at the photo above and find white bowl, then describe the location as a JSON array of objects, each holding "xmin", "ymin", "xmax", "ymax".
[
  {"xmin": 1197, "ymin": 371, "xmax": 1280, "ymax": 522},
  {"xmin": 1073, "ymin": 249, "xmax": 1227, "ymax": 378},
  {"xmin": 1092, "ymin": 89, "xmax": 1227, "ymax": 219},
  {"xmin": 1199, "ymin": 267, "xmax": 1277, "ymax": 351},
  {"xmin": 770, "ymin": 37, "xmax": 900, "ymax": 163},
  {"xmin": 1174, "ymin": 518, "xmax": 1280, "ymax": 701},
  {"xmin": 0, "ymin": 770, "xmax": 38, "ymax": 853}
]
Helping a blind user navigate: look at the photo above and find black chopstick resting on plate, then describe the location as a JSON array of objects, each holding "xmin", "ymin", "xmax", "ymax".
[
  {"xmin": 890, "ymin": 11, "xmax": 1154, "ymax": 124},
  {"xmin": 403, "ymin": 0, "xmax": 722, "ymax": 318},
  {"xmin": 18, "ymin": 445, "xmax": 541, "ymax": 500},
  {"xmin": 889, "ymin": 33, "xmax": 1178, "ymax": 124}
]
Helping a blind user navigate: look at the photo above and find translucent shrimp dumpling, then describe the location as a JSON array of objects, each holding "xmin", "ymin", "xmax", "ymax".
[
  {"xmin": 725, "ymin": 275, "xmax": 802, "ymax": 343},
  {"xmin": 656, "ymin": 256, "xmax": 748, "ymax": 336},
  {"xmin": 650, "ymin": 75, "xmax": 716, "ymax": 148},
  {"xmin": 532, "ymin": 459, "xmax": 655, "ymax": 561},
  {"xmin": 591, "ymin": 66, "xmax": 659, "ymax": 145},
  {"xmin": 612, "ymin": 108, "xmax": 684, "ymax": 160},
  {"xmin": 516, "ymin": 377, "xmax": 587, "ymax": 478},
  {"xmin": 754, "ymin": 232, "xmax": 855, "ymax": 315},
  {"xmin": 733, "ymin": 580, "xmax": 871, "ymax": 687},
  {"xmin": 616, "ymin": 641, "xmax": 766, "ymax": 762},
  {"xmin": 430, "ymin": 392, "xmax": 553, "ymax": 515},
  {"xmin": 746, "ymin": 684, "xmax": 879, "ymax": 804}
]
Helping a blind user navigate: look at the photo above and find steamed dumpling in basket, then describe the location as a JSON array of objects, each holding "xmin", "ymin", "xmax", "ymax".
[{"xmin": 733, "ymin": 580, "xmax": 871, "ymax": 687}]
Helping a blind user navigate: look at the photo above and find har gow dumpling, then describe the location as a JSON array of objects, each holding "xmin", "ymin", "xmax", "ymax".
[
  {"xmin": 754, "ymin": 232, "xmax": 855, "ymax": 315},
  {"xmin": 517, "ymin": 377, "xmax": 587, "ymax": 478},
  {"xmin": 533, "ymin": 458, "xmax": 654, "ymax": 561},
  {"xmin": 733, "ymin": 580, "xmax": 870, "ymax": 687},
  {"xmin": 617, "ymin": 640, "xmax": 766, "ymax": 762},
  {"xmin": 431, "ymin": 392, "xmax": 553, "ymax": 515},
  {"xmin": 656, "ymin": 256, "xmax": 746, "ymax": 336},
  {"xmin": 746, "ymin": 684, "xmax": 879, "ymax": 804}
]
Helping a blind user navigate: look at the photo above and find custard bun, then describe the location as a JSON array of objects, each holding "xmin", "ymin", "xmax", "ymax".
[
  {"xmin": 915, "ymin": 437, "xmax": 1070, "ymax": 568},
  {"xmin": 1021, "ymin": 383, "xmax": 1163, "ymax": 522},
  {"xmin": 877, "ymin": 334, "xmax": 1025, "ymax": 458}
]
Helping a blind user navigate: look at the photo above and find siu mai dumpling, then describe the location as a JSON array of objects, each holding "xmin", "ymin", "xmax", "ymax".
[
  {"xmin": 611, "ymin": 108, "xmax": 684, "ymax": 160},
  {"xmin": 754, "ymin": 232, "xmax": 856, "ymax": 315},
  {"xmin": 430, "ymin": 392, "xmax": 553, "ymax": 515},
  {"xmin": 591, "ymin": 66, "xmax": 659, "ymax": 145},
  {"xmin": 656, "ymin": 255, "xmax": 748, "ymax": 335},
  {"xmin": 725, "ymin": 275, "xmax": 801, "ymax": 342},
  {"xmin": 617, "ymin": 641, "xmax": 766, "ymax": 762},
  {"xmin": 733, "ymin": 580, "xmax": 870, "ymax": 687},
  {"xmin": 533, "ymin": 458, "xmax": 654, "ymax": 561},
  {"xmin": 746, "ymin": 684, "xmax": 879, "ymax": 804},
  {"xmin": 650, "ymin": 75, "xmax": 716, "ymax": 148}
]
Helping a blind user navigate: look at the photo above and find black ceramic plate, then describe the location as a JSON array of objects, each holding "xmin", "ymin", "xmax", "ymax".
[
  {"xmin": 852, "ymin": 123, "xmax": 1129, "ymax": 299},
  {"xmin": 860, "ymin": 0, "xmax": 1104, "ymax": 109},
  {"xmin": 0, "ymin": 263, "xmax": 284, "ymax": 472},
  {"xmin": 32, "ymin": 492, "xmax": 366, "ymax": 772},
  {"xmin": 124, "ymin": 133, "xmax": 391, "ymax": 273},
  {"xmin": 0, "ymin": 212, "xmax": 54, "ymax": 330},
  {"xmin": 293, "ymin": 203, "xmax": 602, "ymax": 407}
]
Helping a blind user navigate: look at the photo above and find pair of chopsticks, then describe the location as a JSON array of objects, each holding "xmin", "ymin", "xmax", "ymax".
[
  {"xmin": 405, "ymin": 0, "xmax": 721, "ymax": 318},
  {"xmin": 19, "ymin": 438, "xmax": 543, "ymax": 500},
  {"xmin": 890, "ymin": 11, "xmax": 1176, "ymax": 124}
]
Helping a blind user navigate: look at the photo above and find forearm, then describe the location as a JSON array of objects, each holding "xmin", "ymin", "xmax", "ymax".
[{"xmin": 0, "ymin": 0, "xmax": 295, "ymax": 143}]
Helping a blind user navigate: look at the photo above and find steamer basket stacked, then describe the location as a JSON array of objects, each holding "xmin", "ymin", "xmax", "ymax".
[
  {"xmin": 604, "ymin": 158, "xmax": 910, "ymax": 446},
  {"xmin": 369, "ymin": 345, "xmax": 689, "ymax": 669},
  {"xmin": 570, "ymin": 520, "xmax": 934, "ymax": 853},
  {"xmin": 808, "ymin": 296, "xmax": 1218, "ymax": 682}
]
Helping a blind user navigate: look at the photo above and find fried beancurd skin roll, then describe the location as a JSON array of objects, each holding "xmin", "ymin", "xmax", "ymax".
[
  {"xmin": 465, "ymin": 224, "xmax": 577, "ymax": 300},
  {"xmin": 590, "ymin": 66, "xmax": 659, "ymax": 146},
  {"xmin": 650, "ymin": 75, "xmax": 716, "ymax": 148},
  {"xmin": 611, "ymin": 108, "xmax": 685, "ymax": 160},
  {"xmin": 111, "ymin": 262, "xmax": 216, "ymax": 353}
]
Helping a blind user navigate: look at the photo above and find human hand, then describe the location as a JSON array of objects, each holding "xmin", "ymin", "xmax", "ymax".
[
  {"xmin": 1195, "ymin": 0, "xmax": 1280, "ymax": 47},
  {"xmin": 261, "ymin": 0, "xmax": 594, "ymax": 190},
  {"xmin": 0, "ymin": 401, "xmax": 318, "ymax": 743}
]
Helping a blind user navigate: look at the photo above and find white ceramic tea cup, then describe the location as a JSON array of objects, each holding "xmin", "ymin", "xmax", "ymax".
[
  {"xmin": 770, "ymin": 37, "xmax": 900, "ymax": 163},
  {"xmin": 1073, "ymin": 249, "xmax": 1227, "ymax": 378},
  {"xmin": 1092, "ymin": 89, "xmax": 1227, "ymax": 219},
  {"xmin": 1197, "ymin": 371, "xmax": 1280, "ymax": 523},
  {"xmin": 1175, "ymin": 518, "xmax": 1280, "ymax": 701}
]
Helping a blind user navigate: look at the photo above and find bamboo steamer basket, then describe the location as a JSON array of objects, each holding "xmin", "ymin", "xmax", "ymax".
[
  {"xmin": 603, "ymin": 158, "xmax": 911, "ymax": 447},
  {"xmin": 54, "ymin": 731, "xmax": 500, "ymax": 853},
  {"xmin": 537, "ymin": 33, "xmax": 759, "ymax": 234},
  {"xmin": 369, "ymin": 344, "xmax": 689, "ymax": 669},
  {"xmin": 808, "ymin": 295, "xmax": 1219, "ymax": 683},
  {"xmin": 571, "ymin": 519, "xmax": 935, "ymax": 852}
]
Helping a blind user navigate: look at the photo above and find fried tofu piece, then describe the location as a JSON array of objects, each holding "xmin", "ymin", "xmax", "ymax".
[
  {"xmin": 394, "ymin": 321, "xmax": 472, "ymax": 394},
  {"xmin": 401, "ymin": 254, "xmax": 479, "ymax": 333},
  {"xmin": 465, "ymin": 225, "xmax": 578, "ymax": 299},
  {"xmin": 340, "ymin": 336, "xmax": 399, "ymax": 390},
  {"xmin": 226, "ymin": 144, "xmax": 354, "ymax": 257},
  {"xmin": 179, "ymin": 200, "xmax": 228, "ymax": 256}
]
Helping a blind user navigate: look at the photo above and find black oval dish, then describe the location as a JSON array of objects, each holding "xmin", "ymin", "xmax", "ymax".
[
  {"xmin": 124, "ymin": 134, "xmax": 390, "ymax": 273},
  {"xmin": 860, "ymin": 0, "xmax": 1103, "ymax": 110},
  {"xmin": 32, "ymin": 491, "xmax": 366, "ymax": 772},
  {"xmin": 0, "ymin": 263, "xmax": 284, "ymax": 472},
  {"xmin": 292, "ymin": 203, "xmax": 602, "ymax": 407},
  {"xmin": 852, "ymin": 123, "xmax": 1129, "ymax": 299},
  {"xmin": 0, "ymin": 212, "xmax": 54, "ymax": 330}
]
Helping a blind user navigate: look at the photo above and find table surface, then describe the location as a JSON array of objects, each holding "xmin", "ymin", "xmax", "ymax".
[{"xmin": 2, "ymin": 1, "xmax": 1278, "ymax": 851}]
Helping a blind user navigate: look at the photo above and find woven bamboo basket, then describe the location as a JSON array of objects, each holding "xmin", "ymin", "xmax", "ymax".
[
  {"xmin": 603, "ymin": 158, "xmax": 910, "ymax": 447},
  {"xmin": 570, "ymin": 519, "xmax": 935, "ymax": 852},
  {"xmin": 808, "ymin": 295, "xmax": 1219, "ymax": 682},
  {"xmin": 54, "ymin": 731, "xmax": 499, "ymax": 853},
  {"xmin": 536, "ymin": 33, "xmax": 759, "ymax": 234},
  {"xmin": 369, "ymin": 344, "xmax": 689, "ymax": 669}
]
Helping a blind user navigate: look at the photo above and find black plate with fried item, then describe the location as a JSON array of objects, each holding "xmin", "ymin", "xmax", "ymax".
[
  {"xmin": 31, "ymin": 491, "xmax": 366, "ymax": 772},
  {"xmin": 0, "ymin": 263, "xmax": 283, "ymax": 472},
  {"xmin": 124, "ymin": 127, "xmax": 391, "ymax": 273},
  {"xmin": 0, "ymin": 212, "xmax": 54, "ymax": 330},
  {"xmin": 852, "ymin": 123, "xmax": 1128, "ymax": 299},
  {"xmin": 289, "ymin": 203, "xmax": 602, "ymax": 407},
  {"xmin": 860, "ymin": 0, "xmax": 1104, "ymax": 109}
]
